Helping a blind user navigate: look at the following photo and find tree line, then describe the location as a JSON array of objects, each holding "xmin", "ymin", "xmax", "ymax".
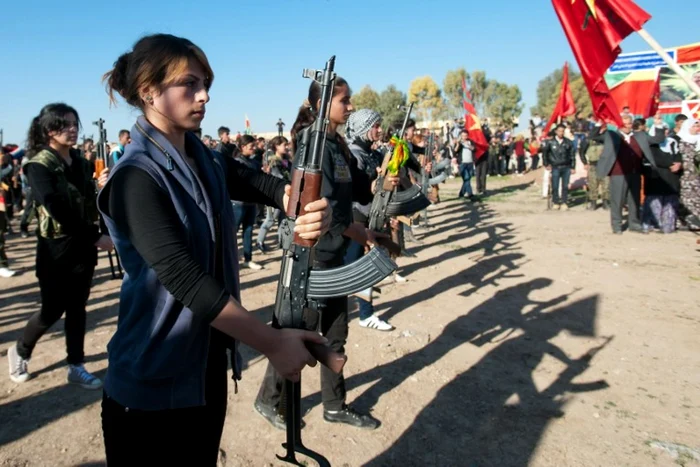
[
  {"xmin": 351, "ymin": 68, "xmax": 524, "ymax": 129},
  {"xmin": 351, "ymin": 66, "xmax": 596, "ymax": 132}
]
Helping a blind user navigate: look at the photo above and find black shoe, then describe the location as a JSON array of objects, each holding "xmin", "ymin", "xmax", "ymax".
[
  {"xmin": 400, "ymin": 249, "xmax": 417, "ymax": 258},
  {"xmin": 586, "ymin": 201, "xmax": 596, "ymax": 211},
  {"xmin": 256, "ymin": 242, "xmax": 268, "ymax": 253},
  {"xmin": 254, "ymin": 401, "xmax": 305, "ymax": 431},
  {"xmin": 602, "ymin": 200, "xmax": 610, "ymax": 210},
  {"xmin": 323, "ymin": 405, "xmax": 379, "ymax": 430},
  {"xmin": 20, "ymin": 230, "xmax": 29, "ymax": 239}
]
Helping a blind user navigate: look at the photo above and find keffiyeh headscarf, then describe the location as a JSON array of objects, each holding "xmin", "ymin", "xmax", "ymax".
[
  {"xmin": 346, "ymin": 109, "xmax": 382, "ymax": 142},
  {"xmin": 677, "ymin": 118, "xmax": 700, "ymax": 150}
]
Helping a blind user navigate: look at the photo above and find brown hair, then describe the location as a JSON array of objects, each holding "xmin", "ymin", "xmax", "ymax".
[
  {"xmin": 290, "ymin": 77, "xmax": 352, "ymax": 161},
  {"xmin": 269, "ymin": 135, "xmax": 288, "ymax": 152},
  {"xmin": 102, "ymin": 34, "xmax": 214, "ymax": 108}
]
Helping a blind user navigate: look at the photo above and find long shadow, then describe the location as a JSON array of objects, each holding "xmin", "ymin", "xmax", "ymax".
[
  {"xmin": 0, "ymin": 367, "xmax": 107, "ymax": 448},
  {"xmin": 362, "ymin": 280, "xmax": 611, "ymax": 467},
  {"xmin": 375, "ymin": 250, "xmax": 525, "ymax": 324},
  {"xmin": 412, "ymin": 206, "xmax": 499, "ymax": 246}
]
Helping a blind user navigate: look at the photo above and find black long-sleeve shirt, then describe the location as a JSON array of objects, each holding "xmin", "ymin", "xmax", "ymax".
[
  {"xmin": 104, "ymin": 157, "xmax": 285, "ymax": 321},
  {"xmin": 24, "ymin": 147, "xmax": 100, "ymax": 274}
]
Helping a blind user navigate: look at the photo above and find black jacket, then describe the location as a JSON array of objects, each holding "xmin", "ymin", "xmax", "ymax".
[
  {"xmin": 643, "ymin": 145, "xmax": 681, "ymax": 196},
  {"xmin": 543, "ymin": 137, "xmax": 575, "ymax": 168}
]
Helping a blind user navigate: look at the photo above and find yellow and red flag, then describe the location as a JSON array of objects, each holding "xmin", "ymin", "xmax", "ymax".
[
  {"xmin": 461, "ymin": 76, "xmax": 489, "ymax": 160},
  {"xmin": 387, "ymin": 135, "xmax": 410, "ymax": 175},
  {"xmin": 552, "ymin": 0, "xmax": 651, "ymax": 126}
]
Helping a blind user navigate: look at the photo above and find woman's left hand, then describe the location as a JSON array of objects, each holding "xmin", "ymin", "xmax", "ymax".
[
  {"xmin": 97, "ymin": 167, "xmax": 110, "ymax": 189},
  {"xmin": 283, "ymin": 185, "xmax": 332, "ymax": 240}
]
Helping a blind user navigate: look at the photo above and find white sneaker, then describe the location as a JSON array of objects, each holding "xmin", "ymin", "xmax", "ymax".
[
  {"xmin": 393, "ymin": 273, "xmax": 408, "ymax": 284},
  {"xmin": 0, "ymin": 267, "xmax": 16, "ymax": 278},
  {"xmin": 358, "ymin": 315, "xmax": 393, "ymax": 331},
  {"xmin": 67, "ymin": 364, "xmax": 102, "ymax": 390},
  {"xmin": 243, "ymin": 261, "xmax": 263, "ymax": 271},
  {"xmin": 8, "ymin": 344, "xmax": 30, "ymax": 383}
]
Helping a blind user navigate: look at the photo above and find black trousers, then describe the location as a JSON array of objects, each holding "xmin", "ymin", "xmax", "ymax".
[
  {"xmin": 475, "ymin": 157, "xmax": 488, "ymax": 194},
  {"xmin": 609, "ymin": 173, "xmax": 641, "ymax": 232},
  {"xmin": 488, "ymin": 153, "xmax": 499, "ymax": 175},
  {"xmin": 101, "ymin": 334, "xmax": 229, "ymax": 466},
  {"xmin": 256, "ymin": 296, "xmax": 349, "ymax": 412},
  {"xmin": 0, "ymin": 213, "xmax": 8, "ymax": 268},
  {"xmin": 16, "ymin": 262, "xmax": 95, "ymax": 365}
]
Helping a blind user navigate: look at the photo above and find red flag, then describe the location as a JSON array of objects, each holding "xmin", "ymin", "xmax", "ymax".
[
  {"xmin": 461, "ymin": 76, "xmax": 489, "ymax": 160},
  {"xmin": 551, "ymin": 0, "xmax": 651, "ymax": 127},
  {"xmin": 543, "ymin": 62, "xmax": 576, "ymax": 135}
]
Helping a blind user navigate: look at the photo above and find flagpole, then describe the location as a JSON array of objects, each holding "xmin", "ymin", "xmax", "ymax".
[{"xmin": 637, "ymin": 28, "xmax": 700, "ymax": 98}]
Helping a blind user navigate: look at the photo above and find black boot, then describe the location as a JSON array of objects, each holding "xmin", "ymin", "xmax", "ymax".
[
  {"xmin": 254, "ymin": 401, "xmax": 305, "ymax": 431},
  {"xmin": 602, "ymin": 200, "xmax": 610, "ymax": 210},
  {"xmin": 323, "ymin": 405, "xmax": 379, "ymax": 430}
]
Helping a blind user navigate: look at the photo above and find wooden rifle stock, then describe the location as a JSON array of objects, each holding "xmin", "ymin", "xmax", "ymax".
[
  {"xmin": 307, "ymin": 343, "xmax": 347, "ymax": 374},
  {"xmin": 286, "ymin": 169, "xmax": 323, "ymax": 248}
]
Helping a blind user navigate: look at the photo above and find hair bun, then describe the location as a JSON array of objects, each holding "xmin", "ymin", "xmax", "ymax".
[{"xmin": 111, "ymin": 52, "xmax": 131, "ymax": 95}]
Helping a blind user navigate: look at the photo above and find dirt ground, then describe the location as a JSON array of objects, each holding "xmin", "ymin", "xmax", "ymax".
[{"xmin": 1, "ymin": 171, "xmax": 699, "ymax": 467}]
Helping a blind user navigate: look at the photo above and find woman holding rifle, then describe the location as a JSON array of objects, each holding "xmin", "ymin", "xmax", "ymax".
[
  {"xmin": 255, "ymin": 73, "xmax": 400, "ymax": 430},
  {"xmin": 95, "ymin": 34, "xmax": 332, "ymax": 466}
]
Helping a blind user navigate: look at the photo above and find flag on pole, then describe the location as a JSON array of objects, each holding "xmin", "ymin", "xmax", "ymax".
[
  {"xmin": 551, "ymin": 0, "xmax": 651, "ymax": 127},
  {"xmin": 244, "ymin": 114, "xmax": 252, "ymax": 135},
  {"xmin": 461, "ymin": 76, "xmax": 489, "ymax": 160},
  {"xmin": 543, "ymin": 62, "xmax": 577, "ymax": 135}
]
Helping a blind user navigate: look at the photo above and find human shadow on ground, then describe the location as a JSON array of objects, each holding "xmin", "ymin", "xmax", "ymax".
[
  {"xmin": 361, "ymin": 279, "xmax": 610, "ymax": 467},
  {"xmin": 0, "ymin": 366, "xmax": 107, "ymax": 448}
]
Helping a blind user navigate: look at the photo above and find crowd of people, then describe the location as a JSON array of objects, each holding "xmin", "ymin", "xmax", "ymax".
[
  {"xmin": 531, "ymin": 111, "xmax": 700, "ymax": 233},
  {"xmin": 0, "ymin": 32, "xmax": 699, "ymax": 466}
]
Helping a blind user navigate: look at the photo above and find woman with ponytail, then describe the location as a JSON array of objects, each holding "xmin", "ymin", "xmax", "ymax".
[
  {"xmin": 8, "ymin": 103, "xmax": 113, "ymax": 388},
  {"xmin": 254, "ymin": 76, "xmax": 399, "ymax": 431},
  {"xmin": 95, "ymin": 34, "xmax": 331, "ymax": 466}
]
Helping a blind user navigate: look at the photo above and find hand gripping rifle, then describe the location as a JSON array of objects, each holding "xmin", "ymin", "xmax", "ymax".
[
  {"xmin": 274, "ymin": 56, "xmax": 397, "ymax": 467},
  {"xmin": 93, "ymin": 119, "xmax": 123, "ymax": 280},
  {"xmin": 367, "ymin": 104, "xmax": 431, "ymax": 234}
]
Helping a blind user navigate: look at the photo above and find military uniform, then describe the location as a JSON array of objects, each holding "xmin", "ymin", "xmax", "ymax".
[{"xmin": 580, "ymin": 138, "xmax": 609, "ymax": 209}]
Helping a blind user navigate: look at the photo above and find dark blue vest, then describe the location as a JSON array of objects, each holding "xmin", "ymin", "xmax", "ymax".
[{"xmin": 98, "ymin": 116, "xmax": 240, "ymax": 410}]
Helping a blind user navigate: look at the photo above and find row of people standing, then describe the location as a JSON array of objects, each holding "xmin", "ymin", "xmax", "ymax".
[
  {"xmin": 8, "ymin": 33, "xmax": 408, "ymax": 465},
  {"xmin": 538, "ymin": 112, "xmax": 700, "ymax": 235}
]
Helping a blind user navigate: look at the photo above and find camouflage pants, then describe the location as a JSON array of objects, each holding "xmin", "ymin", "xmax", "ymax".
[{"xmin": 588, "ymin": 164, "xmax": 609, "ymax": 202}]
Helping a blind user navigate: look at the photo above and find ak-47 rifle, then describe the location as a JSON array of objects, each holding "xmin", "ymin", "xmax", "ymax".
[
  {"xmin": 273, "ymin": 56, "xmax": 397, "ymax": 467},
  {"xmin": 420, "ymin": 131, "xmax": 434, "ymax": 196},
  {"xmin": 367, "ymin": 103, "xmax": 431, "ymax": 236},
  {"xmin": 93, "ymin": 119, "xmax": 123, "ymax": 280}
]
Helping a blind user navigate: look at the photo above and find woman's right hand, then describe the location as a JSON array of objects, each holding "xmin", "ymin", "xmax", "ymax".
[
  {"xmin": 95, "ymin": 235, "xmax": 114, "ymax": 251},
  {"xmin": 266, "ymin": 329, "xmax": 328, "ymax": 382}
]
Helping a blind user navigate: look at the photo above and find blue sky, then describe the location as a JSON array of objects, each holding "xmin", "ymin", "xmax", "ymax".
[{"xmin": 2, "ymin": 0, "xmax": 697, "ymax": 143}]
